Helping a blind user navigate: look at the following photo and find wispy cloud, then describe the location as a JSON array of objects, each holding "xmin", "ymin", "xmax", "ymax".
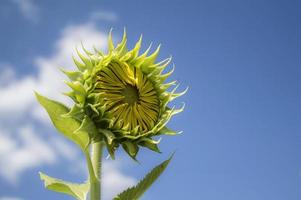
[
  {"xmin": 12, "ymin": 0, "xmax": 40, "ymax": 23},
  {"xmin": 0, "ymin": 125, "xmax": 56, "ymax": 183},
  {"xmin": 103, "ymin": 160, "xmax": 136, "ymax": 199}
]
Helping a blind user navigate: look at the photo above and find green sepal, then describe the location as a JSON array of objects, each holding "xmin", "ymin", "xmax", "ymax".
[
  {"xmin": 114, "ymin": 154, "xmax": 174, "ymax": 200},
  {"xmin": 72, "ymin": 56, "xmax": 86, "ymax": 72},
  {"xmin": 60, "ymin": 68, "xmax": 82, "ymax": 81},
  {"xmin": 108, "ymin": 29, "xmax": 115, "ymax": 52},
  {"xmin": 122, "ymin": 141, "xmax": 139, "ymax": 160},
  {"xmin": 62, "ymin": 104, "xmax": 84, "ymax": 121},
  {"xmin": 158, "ymin": 126, "xmax": 179, "ymax": 135},
  {"xmin": 158, "ymin": 65, "xmax": 175, "ymax": 83},
  {"xmin": 87, "ymin": 93, "xmax": 103, "ymax": 105},
  {"xmin": 141, "ymin": 44, "xmax": 161, "ymax": 67},
  {"xmin": 115, "ymin": 28, "xmax": 128, "ymax": 56},
  {"xmin": 132, "ymin": 125, "xmax": 140, "ymax": 135},
  {"xmin": 100, "ymin": 129, "xmax": 115, "ymax": 145},
  {"xmin": 39, "ymin": 172, "xmax": 89, "ymax": 200},
  {"xmin": 153, "ymin": 107, "xmax": 181, "ymax": 134},
  {"xmin": 65, "ymin": 81, "xmax": 86, "ymax": 95},
  {"xmin": 63, "ymin": 91, "xmax": 77, "ymax": 103},
  {"xmin": 156, "ymin": 57, "xmax": 172, "ymax": 73},
  {"xmin": 86, "ymin": 103, "xmax": 100, "ymax": 116},
  {"xmin": 64, "ymin": 81, "xmax": 87, "ymax": 104},
  {"xmin": 159, "ymin": 81, "xmax": 177, "ymax": 92},
  {"xmin": 132, "ymin": 43, "xmax": 152, "ymax": 67},
  {"xmin": 74, "ymin": 116, "xmax": 98, "ymax": 145},
  {"xmin": 35, "ymin": 92, "xmax": 89, "ymax": 150},
  {"xmin": 81, "ymin": 42, "xmax": 93, "ymax": 56},
  {"xmin": 99, "ymin": 129, "xmax": 117, "ymax": 159},
  {"xmin": 138, "ymin": 137, "xmax": 161, "ymax": 153},
  {"xmin": 76, "ymin": 48, "xmax": 92, "ymax": 68},
  {"xmin": 95, "ymin": 117, "xmax": 112, "ymax": 129},
  {"xmin": 141, "ymin": 57, "xmax": 171, "ymax": 74},
  {"xmin": 169, "ymin": 103, "xmax": 186, "ymax": 118},
  {"xmin": 106, "ymin": 142, "xmax": 117, "ymax": 160},
  {"xmin": 131, "ymin": 35, "xmax": 142, "ymax": 59},
  {"xmin": 98, "ymin": 103, "xmax": 107, "ymax": 116},
  {"xmin": 166, "ymin": 86, "xmax": 189, "ymax": 104}
]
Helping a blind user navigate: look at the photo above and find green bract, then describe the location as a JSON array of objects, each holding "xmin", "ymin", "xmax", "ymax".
[{"xmin": 62, "ymin": 30, "xmax": 186, "ymax": 159}]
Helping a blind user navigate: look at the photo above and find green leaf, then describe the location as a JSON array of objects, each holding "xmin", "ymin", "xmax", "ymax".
[
  {"xmin": 114, "ymin": 154, "xmax": 174, "ymax": 200},
  {"xmin": 39, "ymin": 172, "xmax": 89, "ymax": 200},
  {"xmin": 35, "ymin": 92, "xmax": 90, "ymax": 150}
]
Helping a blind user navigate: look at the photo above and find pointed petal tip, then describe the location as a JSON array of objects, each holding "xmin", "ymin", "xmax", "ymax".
[
  {"xmin": 80, "ymin": 41, "xmax": 93, "ymax": 56},
  {"xmin": 108, "ymin": 28, "xmax": 115, "ymax": 51},
  {"xmin": 59, "ymin": 67, "xmax": 66, "ymax": 72},
  {"xmin": 170, "ymin": 151, "xmax": 176, "ymax": 159},
  {"xmin": 181, "ymin": 86, "xmax": 189, "ymax": 95},
  {"xmin": 177, "ymin": 130, "xmax": 183, "ymax": 135},
  {"xmin": 34, "ymin": 90, "xmax": 39, "ymax": 96},
  {"xmin": 122, "ymin": 27, "xmax": 127, "ymax": 36},
  {"xmin": 109, "ymin": 27, "xmax": 114, "ymax": 35},
  {"xmin": 147, "ymin": 42, "xmax": 153, "ymax": 50},
  {"xmin": 105, "ymin": 154, "xmax": 111, "ymax": 160},
  {"xmin": 136, "ymin": 34, "xmax": 143, "ymax": 45},
  {"xmin": 157, "ymin": 43, "xmax": 162, "ymax": 49}
]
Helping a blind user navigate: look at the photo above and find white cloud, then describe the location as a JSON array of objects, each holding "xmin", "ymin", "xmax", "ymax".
[
  {"xmin": 0, "ymin": 125, "xmax": 56, "ymax": 184},
  {"xmin": 0, "ymin": 64, "xmax": 15, "ymax": 85},
  {"xmin": 0, "ymin": 18, "xmax": 136, "ymax": 196},
  {"xmin": 50, "ymin": 137, "xmax": 78, "ymax": 161},
  {"xmin": 103, "ymin": 160, "xmax": 136, "ymax": 200},
  {"xmin": 0, "ymin": 76, "xmax": 36, "ymax": 116},
  {"xmin": 0, "ymin": 132, "xmax": 16, "ymax": 157},
  {"xmin": 12, "ymin": 0, "xmax": 40, "ymax": 23}
]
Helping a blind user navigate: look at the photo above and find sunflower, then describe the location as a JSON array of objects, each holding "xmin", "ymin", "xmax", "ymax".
[
  {"xmin": 62, "ymin": 30, "xmax": 186, "ymax": 159},
  {"xmin": 95, "ymin": 60, "xmax": 160, "ymax": 132}
]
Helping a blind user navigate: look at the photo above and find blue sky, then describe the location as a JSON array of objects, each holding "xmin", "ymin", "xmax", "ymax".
[{"xmin": 0, "ymin": 0, "xmax": 301, "ymax": 200}]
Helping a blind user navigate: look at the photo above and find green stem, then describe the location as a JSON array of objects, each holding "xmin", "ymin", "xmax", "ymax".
[{"xmin": 90, "ymin": 141, "xmax": 104, "ymax": 200}]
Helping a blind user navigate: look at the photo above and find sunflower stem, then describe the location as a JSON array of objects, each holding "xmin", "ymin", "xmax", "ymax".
[{"xmin": 90, "ymin": 141, "xmax": 104, "ymax": 200}]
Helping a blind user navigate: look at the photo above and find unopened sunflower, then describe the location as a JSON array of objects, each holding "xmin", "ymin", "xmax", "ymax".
[{"xmin": 62, "ymin": 30, "xmax": 186, "ymax": 159}]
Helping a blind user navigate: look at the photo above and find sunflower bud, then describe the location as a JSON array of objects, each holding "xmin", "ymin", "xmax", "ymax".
[{"xmin": 63, "ymin": 30, "xmax": 186, "ymax": 159}]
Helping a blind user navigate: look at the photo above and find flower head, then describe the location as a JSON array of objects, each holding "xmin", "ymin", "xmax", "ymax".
[{"xmin": 62, "ymin": 30, "xmax": 186, "ymax": 159}]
